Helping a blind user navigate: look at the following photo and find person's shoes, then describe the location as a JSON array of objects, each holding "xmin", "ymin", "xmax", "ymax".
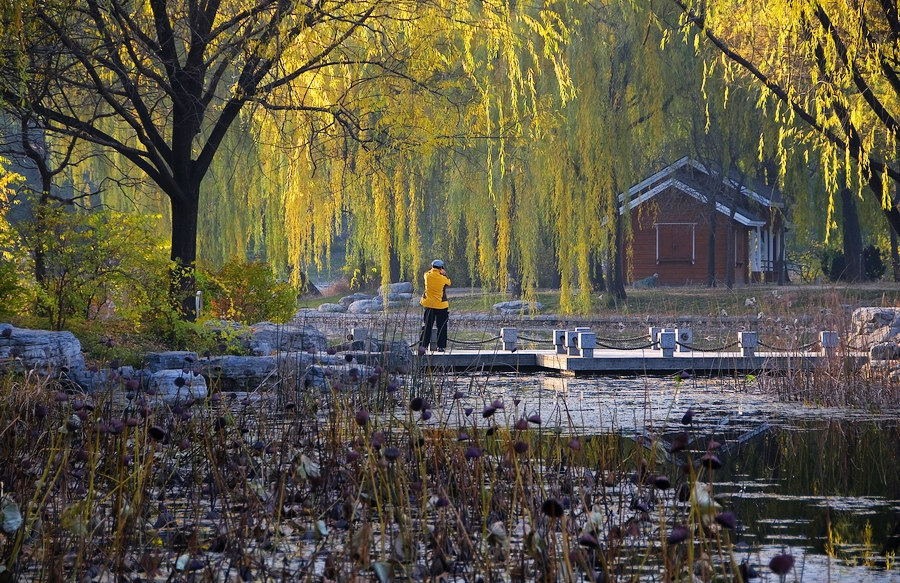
[{"xmin": 436, "ymin": 348, "xmax": 445, "ymax": 352}]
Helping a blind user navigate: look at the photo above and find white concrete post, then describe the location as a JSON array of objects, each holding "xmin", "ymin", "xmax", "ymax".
[
  {"xmin": 553, "ymin": 330, "xmax": 567, "ymax": 354},
  {"xmin": 577, "ymin": 332, "xmax": 596, "ymax": 358},
  {"xmin": 676, "ymin": 328, "xmax": 692, "ymax": 352},
  {"xmin": 820, "ymin": 331, "xmax": 838, "ymax": 357},
  {"xmin": 649, "ymin": 326, "xmax": 663, "ymax": 349},
  {"xmin": 500, "ymin": 327, "xmax": 518, "ymax": 352},
  {"xmin": 738, "ymin": 331, "xmax": 757, "ymax": 357},
  {"xmin": 659, "ymin": 331, "xmax": 676, "ymax": 358},
  {"xmin": 348, "ymin": 328, "xmax": 368, "ymax": 343},
  {"xmin": 195, "ymin": 291, "xmax": 202, "ymax": 318},
  {"xmin": 565, "ymin": 331, "xmax": 580, "ymax": 356}
]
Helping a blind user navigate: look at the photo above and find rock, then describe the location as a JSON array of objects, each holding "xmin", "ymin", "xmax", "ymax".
[
  {"xmin": 248, "ymin": 322, "xmax": 327, "ymax": 355},
  {"xmin": 850, "ymin": 307, "xmax": 900, "ymax": 349},
  {"xmin": 317, "ymin": 303, "xmax": 347, "ymax": 313},
  {"xmin": 386, "ymin": 292, "xmax": 413, "ymax": 302},
  {"xmin": 339, "ymin": 293, "xmax": 373, "ymax": 308},
  {"xmin": 71, "ymin": 366, "xmax": 143, "ymax": 392},
  {"xmin": 633, "ymin": 273, "xmax": 659, "ymax": 289},
  {"xmin": 871, "ymin": 342, "xmax": 900, "ymax": 361},
  {"xmin": 347, "ymin": 299, "xmax": 384, "ymax": 314},
  {"xmin": 0, "ymin": 324, "xmax": 85, "ymax": 375},
  {"xmin": 202, "ymin": 353, "xmax": 314, "ymax": 392},
  {"xmin": 144, "ymin": 351, "xmax": 200, "ymax": 372},
  {"xmin": 378, "ymin": 282, "xmax": 413, "ymax": 295},
  {"xmin": 491, "ymin": 300, "xmax": 545, "ymax": 315},
  {"xmin": 148, "ymin": 370, "xmax": 208, "ymax": 403}
]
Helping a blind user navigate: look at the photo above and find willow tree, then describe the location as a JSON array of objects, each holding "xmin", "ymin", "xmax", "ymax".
[
  {"xmin": 0, "ymin": 0, "xmax": 470, "ymax": 318},
  {"xmin": 659, "ymin": 0, "xmax": 900, "ymax": 238},
  {"xmin": 531, "ymin": 0, "xmax": 685, "ymax": 308},
  {"xmin": 281, "ymin": 0, "xmax": 578, "ymax": 298}
]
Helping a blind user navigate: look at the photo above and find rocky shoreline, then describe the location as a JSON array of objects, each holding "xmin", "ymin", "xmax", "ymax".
[{"xmin": 2, "ymin": 307, "xmax": 899, "ymax": 398}]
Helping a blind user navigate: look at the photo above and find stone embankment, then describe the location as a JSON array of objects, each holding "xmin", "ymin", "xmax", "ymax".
[
  {"xmin": 848, "ymin": 307, "xmax": 900, "ymax": 379},
  {"xmin": 0, "ymin": 321, "xmax": 409, "ymax": 401}
]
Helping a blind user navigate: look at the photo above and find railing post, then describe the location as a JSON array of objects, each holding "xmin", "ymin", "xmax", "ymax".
[
  {"xmin": 577, "ymin": 332, "xmax": 596, "ymax": 358},
  {"xmin": 659, "ymin": 330, "xmax": 676, "ymax": 358},
  {"xmin": 553, "ymin": 330, "xmax": 567, "ymax": 354},
  {"xmin": 565, "ymin": 331, "xmax": 580, "ymax": 356},
  {"xmin": 500, "ymin": 327, "xmax": 518, "ymax": 352},
  {"xmin": 738, "ymin": 331, "xmax": 757, "ymax": 357},
  {"xmin": 820, "ymin": 331, "xmax": 838, "ymax": 357},
  {"xmin": 676, "ymin": 328, "xmax": 692, "ymax": 352},
  {"xmin": 649, "ymin": 326, "xmax": 663, "ymax": 349},
  {"xmin": 348, "ymin": 328, "xmax": 368, "ymax": 343}
]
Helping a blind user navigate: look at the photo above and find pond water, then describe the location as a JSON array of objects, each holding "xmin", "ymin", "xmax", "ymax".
[{"xmin": 430, "ymin": 372, "xmax": 900, "ymax": 582}]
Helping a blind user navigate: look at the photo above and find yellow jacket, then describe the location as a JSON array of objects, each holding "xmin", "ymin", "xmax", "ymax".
[{"xmin": 420, "ymin": 268, "xmax": 451, "ymax": 309}]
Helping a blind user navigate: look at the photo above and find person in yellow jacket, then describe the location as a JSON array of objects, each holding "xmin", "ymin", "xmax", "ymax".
[{"xmin": 419, "ymin": 259, "xmax": 451, "ymax": 352}]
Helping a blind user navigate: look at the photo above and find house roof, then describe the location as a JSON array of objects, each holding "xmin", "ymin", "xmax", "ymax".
[{"xmin": 618, "ymin": 157, "xmax": 782, "ymax": 228}]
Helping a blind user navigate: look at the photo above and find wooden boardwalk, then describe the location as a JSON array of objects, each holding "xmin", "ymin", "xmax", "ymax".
[{"xmin": 416, "ymin": 347, "xmax": 867, "ymax": 376}]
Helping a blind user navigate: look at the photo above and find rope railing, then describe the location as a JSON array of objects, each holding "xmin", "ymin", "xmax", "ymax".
[
  {"xmin": 518, "ymin": 335, "xmax": 555, "ymax": 344},
  {"xmin": 758, "ymin": 340, "xmax": 819, "ymax": 352},
  {"xmin": 449, "ymin": 336, "xmax": 501, "ymax": 346},
  {"xmin": 675, "ymin": 340, "xmax": 740, "ymax": 352},
  {"xmin": 596, "ymin": 340, "xmax": 656, "ymax": 350},
  {"xmin": 597, "ymin": 334, "xmax": 650, "ymax": 343}
]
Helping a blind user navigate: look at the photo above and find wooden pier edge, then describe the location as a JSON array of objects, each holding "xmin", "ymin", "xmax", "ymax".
[{"xmin": 414, "ymin": 349, "xmax": 869, "ymax": 376}]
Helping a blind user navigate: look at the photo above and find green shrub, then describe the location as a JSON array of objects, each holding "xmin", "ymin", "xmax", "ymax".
[
  {"xmin": 822, "ymin": 246, "xmax": 886, "ymax": 282},
  {"xmin": 202, "ymin": 258, "xmax": 297, "ymax": 324},
  {"xmin": 863, "ymin": 245, "xmax": 886, "ymax": 280},
  {"xmin": 0, "ymin": 260, "xmax": 27, "ymax": 319},
  {"xmin": 13, "ymin": 203, "xmax": 168, "ymax": 329}
]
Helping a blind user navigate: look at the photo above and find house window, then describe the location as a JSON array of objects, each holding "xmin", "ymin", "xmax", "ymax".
[{"xmin": 655, "ymin": 223, "xmax": 695, "ymax": 264}]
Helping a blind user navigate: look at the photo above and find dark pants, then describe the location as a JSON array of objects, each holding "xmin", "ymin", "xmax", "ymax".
[{"xmin": 420, "ymin": 307, "xmax": 449, "ymax": 350}]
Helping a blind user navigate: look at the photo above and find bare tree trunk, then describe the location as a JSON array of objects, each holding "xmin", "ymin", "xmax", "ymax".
[
  {"xmin": 725, "ymin": 209, "xmax": 737, "ymax": 289},
  {"xmin": 589, "ymin": 249, "xmax": 606, "ymax": 292},
  {"xmin": 20, "ymin": 118, "xmax": 51, "ymax": 288},
  {"xmin": 891, "ymin": 225, "xmax": 900, "ymax": 282},
  {"xmin": 170, "ymin": 194, "xmax": 200, "ymax": 320},
  {"xmin": 389, "ymin": 247, "xmax": 401, "ymax": 283},
  {"xmin": 611, "ymin": 214, "xmax": 628, "ymax": 301},
  {"xmin": 706, "ymin": 198, "xmax": 717, "ymax": 287},
  {"xmin": 839, "ymin": 186, "xmax": 864, "ymax": 282},
  {"xmin": 770, "ymin": 211, "xmax": 786, "ymax": 285}
]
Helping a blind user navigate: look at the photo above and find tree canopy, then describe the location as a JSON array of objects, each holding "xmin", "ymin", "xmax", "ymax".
[
  {"xmin": 0, "ymin": 0, "xmax": 581, "ymax": 315},
  {"xmin": 1, "ymin": 0, "xmax": 878, "ymax": 325},
  {"xmin": 659, "ymin": 0, "xmax": 900, "ymax": 235}
]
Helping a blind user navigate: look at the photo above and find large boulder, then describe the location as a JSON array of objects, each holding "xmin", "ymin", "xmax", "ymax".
[
  {"xmin": 347, "ymin": 299, "xmax": 384, "ymax": 314},
  {"xmin": 491, "ymin": 300, "xmax": 545, "ymax": 315},
  {"xmin": 871, "ymin": 343, "xmax": 900, "ymax": 361},
  {"xmin": 0, "ymin": 324, "xmax": 85, "ymax": 375},
  {"xmin": 317, "ymin": 303, "xmax": 347, "ymax": 313},
  {"xmin": 378, "ymin": 281, "xmax": 413, "ymax": 295},
  {"xmin": 144, "ymin": 351, "xmax": 200, "ymax": 372},
  {"xmin": 148, "ymin": 370, "xmax": 208, "ymax": 403},
  {"xmin": 247, "ymin": 322, "xmax": 327, "ymax": 355},
  {"xmin": 632, "ymin": 273, "xmax": 659, "ymax": 289},
  {"xmin": 850, "ymin": 308, "xmax": 900, "ymax": 350},
  {"xmin": 201, "ymin": 353, "xmax": 315, "ymax": 392},
  {"xmin": 339, "ymin": 293, "xmax": 373, "ymax": 308}
]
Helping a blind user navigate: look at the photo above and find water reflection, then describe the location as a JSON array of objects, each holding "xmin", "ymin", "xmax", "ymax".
[{"xmin": 435, "ymin": 373, "xmax": 900, "ymax": 581}]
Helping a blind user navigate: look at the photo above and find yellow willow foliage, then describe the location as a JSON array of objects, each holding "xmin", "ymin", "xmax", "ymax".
[
  {"xmin": 675, "ymin": 0, "xmax": 900, "ymax": 212},
  {"xmin": 496, "ymin": 178, "xmax": 512, "ymax": 290},
  {"xmin": 29, "ymin": 0, "xmax": 698, "ymax": 309},
  {"xmin": 372, "ymin": 173, "xmax": 393, "ymax": 285}
]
